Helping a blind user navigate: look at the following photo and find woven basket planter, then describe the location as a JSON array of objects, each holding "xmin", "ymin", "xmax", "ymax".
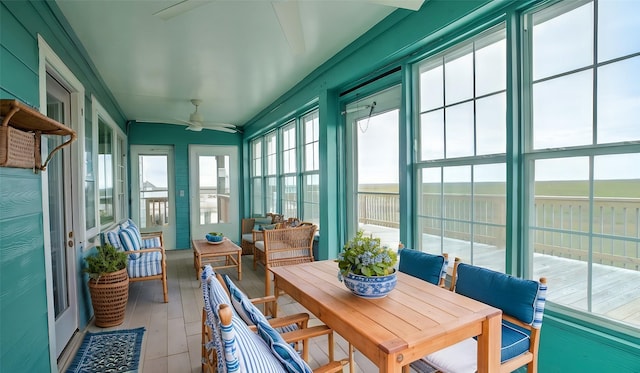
[{"xmin": 88, "ymin": 268, "xmax": 129, "ymax": 327}]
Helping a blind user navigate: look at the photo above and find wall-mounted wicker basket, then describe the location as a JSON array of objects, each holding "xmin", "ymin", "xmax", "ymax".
[{"xmin": 0, "ymin": 99, "xmax": 77, "ymax": 172}]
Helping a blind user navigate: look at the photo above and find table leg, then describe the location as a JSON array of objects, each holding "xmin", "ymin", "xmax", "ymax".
[
  {"xmin": 476, "ymin": 311, "xmax": 501, "ymax": 373},
  {"xmin": 237, "ymin": 251, "xmax": 242, "ymax": 281}
]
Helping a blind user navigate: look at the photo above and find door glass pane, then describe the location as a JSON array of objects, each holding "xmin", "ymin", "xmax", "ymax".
[
  {"xmin": 46, "ymin": 96, "xmax": 68, "ymax": 317},
  {"xmin": 357, "ymin": 109, "xmax": 399, "ymax": 248},
  {"xmin": 138, "ymin": 155, "xmax": 169, "ymax": 228},
  {"xmin": 198, "ymin": 155, "xmax": 230, "ymax": 224}
]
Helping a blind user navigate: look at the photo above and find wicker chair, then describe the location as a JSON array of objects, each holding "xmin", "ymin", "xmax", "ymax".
[
  {"xmin": 253, "ymin": 224, "xmax": 317, "ymax": 300},
  {"xmin": 240, "ymin": 213, "xmax": 284, "ymax": 255}
]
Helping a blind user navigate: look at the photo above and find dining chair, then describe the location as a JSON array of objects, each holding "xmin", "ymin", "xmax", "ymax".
[
  {"xmin": 201, "ymin": 265, "xmax": 347, "ymax": 373},
  {"xmin": 411, "ymin": 263, "xmax": 548, "ymax": 373},
  {"xmin": 398, "ymin": 249, "xmax": 449, "ymax": 287},
  {"xmin": 253, "ymin": 224, "xmax": 317, "ymax": 302}
]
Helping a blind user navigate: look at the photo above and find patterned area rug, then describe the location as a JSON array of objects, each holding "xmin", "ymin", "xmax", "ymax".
[{"xmin": 67, "ymin": 327, "xmax": 145, "ymax": 373}]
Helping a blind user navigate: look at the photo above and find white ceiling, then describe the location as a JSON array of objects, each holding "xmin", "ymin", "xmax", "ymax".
[{"xmin": 55, "ymin": 0, "xmax": 425, "ymax": 130}]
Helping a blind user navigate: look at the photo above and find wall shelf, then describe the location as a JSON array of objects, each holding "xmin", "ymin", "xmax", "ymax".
[{"xmin": 0, "ymin": 99, "xmax": 77, "ymax": 171}]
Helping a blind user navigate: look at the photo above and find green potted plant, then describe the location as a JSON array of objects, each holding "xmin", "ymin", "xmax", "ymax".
[
  {"xmin": 337, "ymin": 230, "xmax": 398, "ymax": 298},
  {"xmin": 85, "ymin": 244, "xmax": 129, "ymax": 327}
]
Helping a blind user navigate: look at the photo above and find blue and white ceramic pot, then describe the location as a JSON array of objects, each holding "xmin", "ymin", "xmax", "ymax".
[{"xmin": 343, "ymin": 271, "xmax": 397, "ymax": 299}]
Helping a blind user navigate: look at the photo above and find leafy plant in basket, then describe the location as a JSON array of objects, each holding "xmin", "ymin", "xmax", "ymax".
[
  {"xmin": 84, "ymin": 244, "xmax": 129, "ymax": 327},
  {"xmin": 84, "ymin": 244, "xmax": 128, "ymax": 280},
  {"xmin": 337, "ymin": 230, "xmax": 398, "ymax": 278}
]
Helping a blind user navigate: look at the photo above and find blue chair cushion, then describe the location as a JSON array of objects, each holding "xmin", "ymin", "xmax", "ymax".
[
  {"xmin": 255, "ymin": 318, "xmax": 312, "ymax": 373},
  {"xmin": 455, "ymin": 263, "xmax": 540, "ymax": 325},
  {"xmin": 253, "ymin": 217, "xmax": 274, "ymax": 231},
  {"xmin": 119, "ymin": 226, "xmax": 143, "ymax": 260},
  {"xmin": 500, "ymin": 320, "xmax": 530, "ymax": 362},
  {"xmin": 398, "ymin": 249, "xmax": 444, "ymax": 286},
  {"xmin": 127, "ymin": 251, "xmax": 162, "ymax": 278}
]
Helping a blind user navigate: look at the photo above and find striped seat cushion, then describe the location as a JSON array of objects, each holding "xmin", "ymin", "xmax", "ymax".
[
  {"xmin": 142, "ymin": 236, "xmax": 162, "ymax": 248},
  {"xmin": 128, "ymin": 251, "xmax": 162, "ymax": 278}
]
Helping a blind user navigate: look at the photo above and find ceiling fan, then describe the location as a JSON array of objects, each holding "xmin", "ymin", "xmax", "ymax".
[
  {"xmin": 176, "ymin": 99, "xmax": 239, "ymax": 133},
  {"xmin": 153, "ymin": 0, "xmax": 426, "ymax": 54}
]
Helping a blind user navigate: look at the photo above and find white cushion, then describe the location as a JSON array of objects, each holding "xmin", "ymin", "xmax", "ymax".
[
  {"xmin": 422, "ymin": 338, "xmax": 477, "ymax": 373},
  {"xmin": 242, "ymin": 233, "xmax": 254, "ymax": 243},
  {"xmin": 254, "ymin": 241, "xmax": 265, "ymax": 252}
]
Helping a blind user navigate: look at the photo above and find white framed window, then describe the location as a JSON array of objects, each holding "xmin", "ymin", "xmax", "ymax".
[
  {"xmin": 415, "ymin": 25, "xmax": 507, "ymax": 272},
  {"xmin": 525, "ymin": 0, "xmax": 640, "ymax": 326},
  {"xmin": 93, "ymin": 97, "xmax": 127, "ymax": 229},
  {"xmin": 250, "ymin": 138, "xmax": 264, "ymax": 216},
  {"xmin": 281, "ymin": 121, "xmax": 297, "ymax": 218}
]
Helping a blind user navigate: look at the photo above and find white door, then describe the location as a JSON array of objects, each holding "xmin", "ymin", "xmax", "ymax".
[
  {"xmin": 130, "ymin": 146, "xmax": 176, "ymax": 250},
  {"xmin": 45, "ymin": 73, "xmax": 78, "ymax": 357},
  {"xmin": 189, "ymin": 145, "xmax": 239, "ymax": 242}
]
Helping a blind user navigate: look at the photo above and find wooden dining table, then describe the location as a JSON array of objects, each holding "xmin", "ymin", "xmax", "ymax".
[{"xmin": 270, "ymin": 260, "xmax": 502, "ymax": 373}]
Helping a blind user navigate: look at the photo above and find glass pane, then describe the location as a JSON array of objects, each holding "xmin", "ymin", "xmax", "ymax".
[
  {"xmin": 419, "ymin": 62, "xmax": 443, "ymax": 111},
  {"xmin": 98, "ymin": 119, "xmax": 114, "ymax": 225},
  {"xmin": 303, "ymin": 174, "xmax": 320, "ymax": 227},
  {"xmin": 473, "ymin": 164, "xmax": 506, "ymax": 272},
  {"xmin": 445, "ymin": 102, "xmax": 474, "ymax": 158},
  {"xmin": 475, "ymin": 36, "xmax": 506, "ymax": 96},
  {"xmin": 533, "ymin": 70, "xmax": 593, "ymax": 149},
  {"xmin": 442, "ymin": 166, "xmax": 472, "ymax": 264},
  {"xmin": 592, "ymin": 154, "xmax": 640, "ymax": 320},
  {"xmin": 252, "ymin": 139, "xmax": 262, "ymax": 177},
  {"xmin": 252, "ymin": 178, "xmax": 263, "ymax": 216},
  {"xmin": 418, "ymin": 167, "xmax": 442, "ymax": 219},
  {"xmin": 476, "ymin": 93, "xmax": 506, "ymax": 155},
  {"xmin": 139, "ymin": 155, "xmax": 169, "ymax": 228},
  {"xmin": 418, "ymin": 217, "xmax": 442, "ymax": 254},
  {"xmin": 597, "ymin": 56, "xmax": 640, "ymax": 144},
  {"xmin": 84, "ymin": 118, "xmax": 96, "ymax": 230},
  {"xmin": 281, "ymin": 176, "xmax": 297, "ymax": 218},
  {"xmin": 444, "ymin": 48, "xmax": 473, "ymax": 104},
  {"xmin": 420, "ymin": 110, "xmax": 444, "ymax": 161},
  {"xmin": 532, "ymin": 157, "xmax": 590, "ymax": 311},
  {"xmin": 266, "ymin": 176, "xmax": 277, "ymax": 213},
  {"xmin": 532, "ymin": 2, "xmax": 593, "ymax": 80},
  {"xmin": 598, "ymin": 0, "xmax": 640, "ymax": 62},
  {"xmin": 198, "ymin": 156, "xmax": 218, "ymax": 224},
  {"xmin": 266, "ymin": 133, "xmax": 276, "ymax": 175}
]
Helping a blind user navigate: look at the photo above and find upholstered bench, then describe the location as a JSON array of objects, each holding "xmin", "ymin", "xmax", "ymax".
[{"xmin": 101, "ymin": 219, "xmax": 168, "ymax": 303}]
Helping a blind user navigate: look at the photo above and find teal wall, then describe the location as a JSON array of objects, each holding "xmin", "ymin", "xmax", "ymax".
[
  {"xmin": 1, "ymin": 1, "xmax": 125, "ymax": 371},
  {"xmin": 127, "ymin": 122, "xmax": 243, "ymax": 250}
]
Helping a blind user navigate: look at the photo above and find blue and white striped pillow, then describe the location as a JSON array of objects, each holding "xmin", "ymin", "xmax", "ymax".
[
  {"xmin": 255, "ymin": 318, "xmax": 312, "ymax": 373},
  {"xmin": 119, "ymin": 226, "xmax": 143, "ymax": 260}
]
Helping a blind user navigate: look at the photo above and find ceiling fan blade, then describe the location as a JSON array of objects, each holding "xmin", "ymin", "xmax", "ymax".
[
  {"xmin": 185, "ymin": 125, "xmax": 204, "ymax": 132},
  {"xmin": 153, "ymin": 0, "xmax": 212, "ymax": 20},
  {"xmin": 369, "ymin": 0, "xmax": 426, "ymax": 11},
  {"xmin": 272, "ymin": 1, "xmax": 305, "ymax": 54},
  {"xmin": 201, "ymin": 122, "xmax": 236, "ymax": 129}
]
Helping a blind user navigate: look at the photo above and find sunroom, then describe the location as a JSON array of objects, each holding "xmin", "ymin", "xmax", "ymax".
[{"xmin": 0, "ymin": 0, "xmax": 638, "ymax": 372}]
